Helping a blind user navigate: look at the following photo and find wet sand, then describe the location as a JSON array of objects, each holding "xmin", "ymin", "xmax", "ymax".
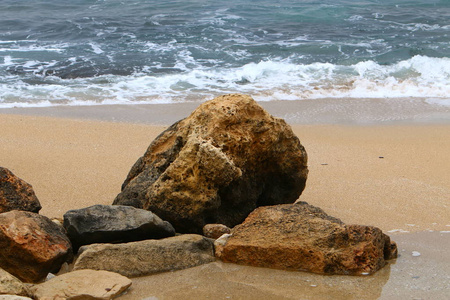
[{"xmin": 0, "ymin": 99, "xmax": 449, "ymax": 299}]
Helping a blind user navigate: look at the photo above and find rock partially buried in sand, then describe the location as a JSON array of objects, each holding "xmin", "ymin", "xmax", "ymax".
[
  {"xmin": 73, "ymin": 234, "xmax": 215, "ymax": 277},
  {"xmin": 216, "ymin": 202, "xmax": 397, "ymax": 275},
  {"xmin": 63, "ymin": 204, "xmax": 175, "ymax": 252},
  {"xmin": 113, "ymin": 94, "xmax": 308, "ymax": 233},
  {"xmin": 0, "ymin": 167, "xmax": 41, "ymax": 214},
  {"xmin": 29, "ymin": 269, "xmax": 131, "ymax": 300},
  {"xmin": 0, "ymin": 211, "xmax": 73, "ymax": 283}
]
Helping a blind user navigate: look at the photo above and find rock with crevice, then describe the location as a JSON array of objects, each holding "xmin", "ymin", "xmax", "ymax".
[
  {"xmin": 0, "ymin": 211, "xmax": 73, "ymax": 283},
  {"xmin": 216, "ymin": 202, "xmax": 397, "ymax": 275},
  {"xmin": 29, "ymin": 269, "xmax": 131, "ymax": 300},
  {"xmin": 63, "ymin": 204, "xmax": 175, "ymax": 252},
  {"xmin": 73, "ymin": 234, "xmax": 215, "ymax": 277},
  {"xmin": 0, "ymin": 167, "xmax": 41, "ymax": 214},
  {"xmin": 113, "ymin": 94, "xmax": 308, "ymax": 233}
]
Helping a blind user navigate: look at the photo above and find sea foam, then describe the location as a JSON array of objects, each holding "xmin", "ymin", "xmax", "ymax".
[{"xmin": 0, "ymin": 55, "xmax": 449, "ymax": 107}]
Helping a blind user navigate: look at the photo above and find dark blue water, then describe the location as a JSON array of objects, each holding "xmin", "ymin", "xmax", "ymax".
[{"xmin": 0, "ymin": 0, "xmax": 449, "ymax": 107}]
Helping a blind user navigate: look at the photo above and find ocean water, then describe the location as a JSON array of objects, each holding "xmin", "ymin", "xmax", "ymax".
[{"xmin": 0, "ymin": 0, "xmax": 449, "ymax": 108}]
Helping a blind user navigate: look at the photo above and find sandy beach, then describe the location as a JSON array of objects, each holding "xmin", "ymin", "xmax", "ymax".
[{"xmin": 0, "ymin": 100, "xmax": 449, "ymax": 299}]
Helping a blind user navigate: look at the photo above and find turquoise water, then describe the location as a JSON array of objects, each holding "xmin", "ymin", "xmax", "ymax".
[{"xmin": 0, "ymin": 0, "xmax": 449, "ymax": 107}]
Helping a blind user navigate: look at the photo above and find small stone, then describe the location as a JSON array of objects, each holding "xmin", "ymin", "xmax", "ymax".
[
  {"xmin": 203, "ymin": 224, "xmax": 231, "ymax": 239},
  {"xmin": 214, "ymin": 233, "xmax": 232, "ymax": 258},
  {"xmin": 412, "ymin": 251, "xmax": 421, "ymax": 257}
]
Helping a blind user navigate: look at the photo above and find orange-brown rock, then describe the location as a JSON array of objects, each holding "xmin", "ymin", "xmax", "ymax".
[
  {"xmin": 113, "ymin": 94, "xmax": 308, "ymax": 233},
  {"xmin": 0, "ymin": 167, "xmax": 41, "ymax": 213},
  {"xmin": 216, "ymin": 202, "xmax": 397, "ymax": 275},
  {"xmin": 0, "ymin": 211, "xmax": 73, "ymax": 283}
]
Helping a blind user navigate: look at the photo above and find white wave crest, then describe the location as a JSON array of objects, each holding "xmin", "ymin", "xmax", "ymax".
[{"xmin": 0, "ymin": 55, "xmax": 449, "ymax": 107}]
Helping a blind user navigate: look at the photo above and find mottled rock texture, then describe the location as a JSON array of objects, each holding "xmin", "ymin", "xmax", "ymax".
[
  {"xmin": 203, "ymin": 224, "xmax": 231, "ymax": 239},
  {"xmin": 216, "ymin": 202, "xmax": 397, "ymax": 275},
  {"xmin": 114, "ymin": 94, "xmax": 308, "ymax": 233},
  {"xmin": 0, "ymin": 268, "xmax": 30, "ymax": 297},
  {"xmin": 63, "ymin": 204, "xmax": 175, "ymax": 252},
  {"xmin": 73, "ymin": 234, "xmax": 215, "ymax": 277},
  {"xmin": 30, "ymin": 269, "xmax": 131, "ymax": 300},
  {"xmin": 0, "ymin": 167, "xmax": 41, "ymax": 214},
  {"xmin": 0, "ymin": 211, "xmax": 72, "ymax": 283}
]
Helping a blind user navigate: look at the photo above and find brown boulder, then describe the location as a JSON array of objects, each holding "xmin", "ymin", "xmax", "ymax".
[
  {"xmin": 216, "ymin": 202, "xmax": 397, "ymax": 275},
  {"xmin": 0, "ymin": 211, "xmax": 73, "ymax": 283},
  {"xmin": 113, "ymin": 94, "xmax": 308, "ymax": 233},
  {"xmin": 0, "ymin": 168, "xmax": 41, "ymax": 214}
]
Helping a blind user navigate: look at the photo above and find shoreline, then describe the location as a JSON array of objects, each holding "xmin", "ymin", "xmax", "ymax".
[
  {"xmin": 1, "ymin": 97, "xmax": 449, "ymax": 126},
  {"xmin": 1, "ymin": 99, "xmax": 449, "ymax": 299}
]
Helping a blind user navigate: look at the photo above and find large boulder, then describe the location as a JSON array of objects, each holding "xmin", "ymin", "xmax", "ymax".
[
  {"xmin": 29, "ymin": 270, "xmax": 131, "ymax": 300},
  {"xmin": 0, "ymin": 268, "xmax": 30, "ymax": 297},
  {"xmin": 63, "ymin": 204, "xmax": 175, "ymax": 252},
  {"xmin": 113, "ymin": 94, "xmax": 308, "ymax": 233},
  {"xmin": 216, "ymin": 202, "xmax": 397, "ymax": 275},
  {"xmin": 0, "ymin": 211, "xmax": 73, "ymax": 283},
  {"xmin": 0, "ymin": 167, "xmax": 41, "ymax": 214},
  {"xmin": 73, "ymin": 234, "xmax": 215, "ymax": 277}
]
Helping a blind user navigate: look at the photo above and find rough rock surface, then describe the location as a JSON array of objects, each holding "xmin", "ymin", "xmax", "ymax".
[
  {"xmin": 113, "ymin": 94, "xmax": 308, "ymax": 233},
  {"xmin": 73, "ymin": 234, "xmax": 215, "ymax": 277},
  {"xmin": 0, "ymin": 268, "xmax": 30, "ymax": 297},
  {"xmin": 216, "ymin": 202, "xmax": 397, "ymax": 275},
  {"xmin": 203, "ymin": 224, "xmax": 231, "ymax": 239},
  {"xmin": 63, "ymin": 204, "xmax": 175, "ymax": 252},
  {"xmin": 0, "ymin": 296, "xmax": 32, "ymax": 300},
  {"xmin": 0, "ymin": 211, "xmax": 73, "ymax": 283},
  {"xmin": 0, "ymin": 167, "xmax": 41, "ymax": 214},
  {"xmin": 30, "ymin": 269, "xmax": 131, "ymax": 300}
]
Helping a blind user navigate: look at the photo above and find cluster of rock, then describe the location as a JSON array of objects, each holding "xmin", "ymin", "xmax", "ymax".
[{"xmin": 1, "ymin": 94, "xmax": 397, "ymax": 299}]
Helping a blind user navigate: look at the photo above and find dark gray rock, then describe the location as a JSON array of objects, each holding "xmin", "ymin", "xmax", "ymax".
[
  {"xmin": 0, "ymin": 167, "xmax": 41, "ymax": 214},
  {"xmin": 63, "ymin": 204, "xmax": 175, "ymax": 252}
]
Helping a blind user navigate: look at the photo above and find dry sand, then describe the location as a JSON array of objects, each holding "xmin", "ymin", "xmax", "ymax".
[{"xmin": 0, "ymin": 110, "xmax": 449, "ymax": 299}]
